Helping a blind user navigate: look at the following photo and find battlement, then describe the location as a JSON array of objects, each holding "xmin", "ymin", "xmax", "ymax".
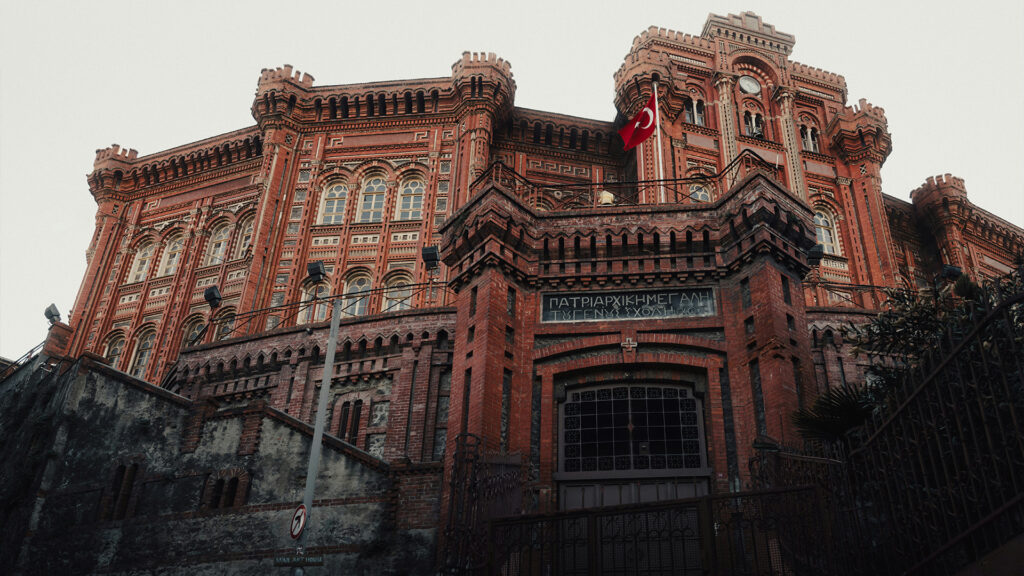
[
  {"xmin": 701, "ymin": 11, "xmax": 795, "ymax": 52},
  {"xmin": 631, "ymin": 26, "xmax": 714, "ymax": 52},
  {"xmin": 911, "ymin": 173, "xmax": 967, "ymax": 200},
  {"xmin": 93, "ymin": 144, "xmax": 139, "ymax": 168},
  {"xmin": 258, "ymin": 65, "xmax": 315, "ymax": 89},
  {"xmin": 451, "ymin": 51, "xmax": 513, "ymax": 76},
  {"xmin": 843, "ymin": 98, "xmax": 886, "ymax": 121},
  {"xmin": 790, "ymin": 61, "xmax": 845, "ymax": 86}
]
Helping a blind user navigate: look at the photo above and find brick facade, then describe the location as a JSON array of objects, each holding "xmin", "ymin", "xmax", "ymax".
[{"xmin": 33, "ymin": 10, "xmax": 1024, "ymax": 571}]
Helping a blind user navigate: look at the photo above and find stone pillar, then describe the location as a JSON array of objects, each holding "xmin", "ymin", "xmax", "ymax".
[
  {"xmin": 714, "ymin": 75, "xmax": 738, "ymax": 183},
  {"xmin": 774, "ymin": 88, "xmax": 806, "ymax": 200}
]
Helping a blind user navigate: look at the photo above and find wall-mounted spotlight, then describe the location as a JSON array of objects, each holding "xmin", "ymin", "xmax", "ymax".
[
  {"xmin": 806, "ymin": 244, "xmax": 825, "ymax": 267},
  {"xmin": 421, "ymin": 246, "xmax": 440, "ymax": 270},
  {"xmin": 43, "ymin": 303, "xmax": 61, "ymax": 325},
  {"xmin": 307, "ymin": 261, "xmax": 327, "ymax": 284},
  {"xmin": 204, "ymin": 286, "xmax": 222, "ymax": 309}
]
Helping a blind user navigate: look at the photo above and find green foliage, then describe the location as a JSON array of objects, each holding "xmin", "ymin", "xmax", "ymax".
[{"xmin": 792, "ymin": 386, "xmax": 874, "ymax": 443}]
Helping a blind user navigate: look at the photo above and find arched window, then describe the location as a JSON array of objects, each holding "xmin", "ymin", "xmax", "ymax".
[
  {"xmin": 158, "ymin": 235, "xmax": 184, "ymax": 276},
  {"xmin": 129, "ymin": 330, "xmax": 155, "ymax": 378},
  {"xmin": 104, "ymin": 334, "xmax": 125, "ymax": 369},
  {"xmin": 357, "ymin": 177, "xmax": 387, "ymax": 223},
  {"xmin": 130, "ymin": 242, "xmax": 154, "ymax": 283},
  {"xmin": 214, "ymin": 308, "xmax": 236, "ymax": 341},
  {"xmin": 814, "ymin": 210, "xmax": 840, "ymax": 255},
  {"xmin": 689, "ymin": 184, "xmax": 712, "ymax": 202},
  {"xmin": 205, "ymin": 224, "xmax": 231, "ymax": 266},
  {"xmin": 181, "ymin": 317, "xmax": 205, "ymax": 348},
  {"xmin": 344, "ymin": 274, "xmax": 372, "ymax": 316},
  {"xmin": 234, "ymin": 216, "xmax": 254, "ymax": 258},
  {"xmin": 744, "ymin": 111, "xmax": 765, "ymax": 138},
  {"xmin": 397, "ymin": 178, "xmax": 425, "ymax": 220},
  {"xmin": 320, "ymin": 182, "xmax": 348, "ymax": 224},
  {"xmin": 383, "ymin": 275, "xmax": 413, "ymax": 312},
  {"xmin": 683, "ymin": 98, "xmax": 706, "ymax": 126},
  {"xmin": 301, "ymin": 283, "xmax": 330, "ymax": 323}
]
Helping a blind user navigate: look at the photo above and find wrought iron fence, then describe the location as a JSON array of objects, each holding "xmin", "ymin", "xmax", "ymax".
[
  {"xmin": 441, "ymin": 433, "xmax": 523, "ymax": 576},
  {"xmin": 751, "ymin": 274, "xmax": 1024, "ymax": 576},
  {"xmin": 469, "ymin": 150, "xmax": 785, "ymax": 212},
  {"xmin": 487, "ymin": 486, "xmax": 834, "ymax": 576}
]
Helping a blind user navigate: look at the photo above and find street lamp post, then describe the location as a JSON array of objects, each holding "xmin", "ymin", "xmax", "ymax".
[{"xmin": 292, "ymin": 295, "xmax": 342, "ymax": 572}]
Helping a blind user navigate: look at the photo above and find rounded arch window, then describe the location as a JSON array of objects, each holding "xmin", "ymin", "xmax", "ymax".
[
  {"xmin": 130, "ymin": 242, "xmax": 155, "ymax": 283},
  {"xmin": 301, "ymin": 282, "xmax": 331, "ymax": 323},
  {"xmin": 206, "ymin": 223, "xmax": 231, "ymax": 266},
  {"xmin": 129, "ymin": 330, "xmax": 156, "ymax": 378},
  {"xmin": 181, "ymin": 316, "xmax": 206, "ymax": 348},
  {"xmin": 234, "ymin": 217, "xmax": 254, "ymax": 258},
  {"xmin": 320, "ymin": 182, "xmax": 349, "ymax": 224},
  {"xmin": 344, "ymin": 275, "xmax": 372, "ymax": 316},
  {"xmin": 357, "ymin": 177, "xmax": 387, "ymax": 223},
  {"xmin": 159, "ymin": 234, "xmax": 185, "ymax": 276},
  {"xmin": 814, "ymin": 210, "xmax": 840, "ymax": 255},
  {"xmin": 214, "ymin": 308, "xmax": 236, "ymax": 341},
  {"xmin": 397, "ymin": 178, "xmax": 425, "ymax": 220},
  {"xmin": 103, "ymin": 333, "xmax": 125, "ymax": 369},
  {"xmin": 383, "ymin": 275, "xmax": 413, "ymax": 312},
  {"xmin": 689, "ymin": 184, "xmax": 712, "ymax": 203}
]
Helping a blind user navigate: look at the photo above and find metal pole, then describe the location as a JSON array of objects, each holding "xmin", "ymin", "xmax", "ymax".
[
  {"xmin": 653, "ymin": 80, "xmax": 666, "ymax": 203},
  {"xmin": 297, "ymin": 297, "xmax": 342, "ymax": 548}
]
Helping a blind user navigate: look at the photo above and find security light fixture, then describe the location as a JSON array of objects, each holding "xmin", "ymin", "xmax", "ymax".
[
  {"xmin": 43, "ymin": 303, "xmax": 61, "ymax": 325},
  {"xmin": 807, "ymin": 244, "xmax": 825, "ymax": 267},
  {"xmin": 421, "ymin": 246, "xmax": 440, "ymax": 270},
  {"xmin": 204, "ymin": 286, "xmax": 222, "ymax": 309},
  {"xmin": 307, "ymin": 261, "xmax": 327, "ymax": 284}
]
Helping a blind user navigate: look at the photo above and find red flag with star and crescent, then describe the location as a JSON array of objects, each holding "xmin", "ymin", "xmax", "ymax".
[{"xmin": 618, "ymin": 93, "xmax": 657, "ymax": 151}]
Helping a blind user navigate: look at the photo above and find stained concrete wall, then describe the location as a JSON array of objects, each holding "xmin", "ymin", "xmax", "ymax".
[{"xmin": 1, "ymin": 355, "xmax": 435, "ymax": 575}]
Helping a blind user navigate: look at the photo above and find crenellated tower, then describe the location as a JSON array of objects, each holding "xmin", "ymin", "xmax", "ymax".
[
  {"xmin": 450, "ymin": 52, "xmax": 516, "ymax": 202},
  {"xmin": 824, "ymin": 98, "xmax": 897, "ymax": 305}
]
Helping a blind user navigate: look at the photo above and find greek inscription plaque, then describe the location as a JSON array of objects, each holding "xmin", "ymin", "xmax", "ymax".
[{"xmin": 541, "ymin": 288, "xmax": 716, "ymax": 323}]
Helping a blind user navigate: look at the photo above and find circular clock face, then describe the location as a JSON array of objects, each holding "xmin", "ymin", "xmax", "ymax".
[{"xmin": 738, "ymin": 75, "xmax": 761, "ymax": 95}]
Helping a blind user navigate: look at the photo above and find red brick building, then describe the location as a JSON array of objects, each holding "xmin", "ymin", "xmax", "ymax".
[{"xmin": 64, "ymin": 9, "xmax": 1023, "ymax": 530}]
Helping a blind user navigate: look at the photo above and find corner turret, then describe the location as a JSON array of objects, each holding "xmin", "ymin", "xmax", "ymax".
[
  {"xmin": 825, "ymin": 98, "xmax": 892, "ymax": 164},
  {"xmin": 252, "ymin": 65, "xmax": 316, "ymax": 128},
  {"xmin": 450, "ymin": 51, "xmax": 516, "ymax": 120}
]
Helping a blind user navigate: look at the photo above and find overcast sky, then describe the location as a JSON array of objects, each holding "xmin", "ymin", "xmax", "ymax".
[{"xmin": 1, "ymin": 0, "xmax": 1022, "ymax": 359}]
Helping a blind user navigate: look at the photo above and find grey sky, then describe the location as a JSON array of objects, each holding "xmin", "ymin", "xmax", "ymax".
[{"xmin": 2, "ymin": 0, "xmax": 1022, "ymax": 358}]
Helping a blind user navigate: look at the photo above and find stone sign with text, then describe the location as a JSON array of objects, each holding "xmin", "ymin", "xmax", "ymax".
[{"xmin": 541, "ymin": 288, "xmax": 716, "ymax": 323}]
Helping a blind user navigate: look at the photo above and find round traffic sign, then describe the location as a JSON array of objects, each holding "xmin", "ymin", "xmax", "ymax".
[{"xmin": 290, "ymin": 505, "xmax": 307, "ymax": 539}]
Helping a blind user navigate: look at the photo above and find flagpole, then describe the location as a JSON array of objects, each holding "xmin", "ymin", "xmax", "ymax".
[{"xmin": 653, "ymin": 81, "xmax": 666, "ymax": 203}]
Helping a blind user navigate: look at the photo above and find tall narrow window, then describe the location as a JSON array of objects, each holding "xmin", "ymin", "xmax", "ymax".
[
  {"xmin": 501, "ymin": 369, "xmax": 512, "ymax": 452},
  {"xmin": 338, "ymin": 401, "xmax": 351, "ymax": 439},
  {"xmin": 397, "ymin": 179, "xmax": 425, "ymax": 220},
  {"xmin": 350, "ymin": 400, "xmax": 363, "ymax": 442},
  {"xmin": 358, "ymin": 177, "xmax": 387, "ymax": 223},
  {"xmin": 383, "ymin": 276, "xmax": 412, "ymax": 312},
  {"xmin": 159, "ymin": 235, "xmax": 184, "ymax": 276},
  {"xmin": 235, "ymin": 217, "xmax": 254, "ymax": 258},
  {"xmin": 181, "ymin": 317, "xmax": 205, "ymax": 348},
  {"xmin": 130, "ymin": 331, "xmax": 155, "ymax": 378},
  {"xmin": 206, "ymin": 224, "xmax": 231, "ymax": 266},
  {"xmin": 740, "ymin": 278, "xmax": 751, "ymax": 309},
  {"xmin": 469, "ymin": 286, "xmax": 478, "ymax": 316},
  {"xmin": 215, "ymin": 309, "xmax": 236, "ymax": 341},
  {"xmin": 814, "ymin": 211, "xmax": 839, "ymax": 255},
  {"xmin": 781, "ymin": 275, "xmax": 792, "ymax": 305},
  {"xmin": 104, "ymin": 334, "xmax": 125, "ymax": 368},
  {"xmin": 131, "ymin": 242, "xmax": 154, "ymax": 283},
  {"xmin": 749, "ymin": 360, "xmax": 767, "ymax": 435},
  {"xmin": 302, "ymin": 283, "xmax": 330, "ymax": 323},
  {"xmin": 320, "ymin": 182, "xmax": 348, "ymax": 224},
  {"xmin": 344, "ymin": 275, "xmax": 372, "ymax": 316},
  {"xmin": 507, "ymin": 287, "xmax": 516, "ymax": 318},
  {"xmin": 683, "ymin": 98, "xmax": 706, "ymax": 126}
]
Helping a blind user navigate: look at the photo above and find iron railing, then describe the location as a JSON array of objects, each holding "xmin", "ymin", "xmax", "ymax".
[
  {"xmin": 0, "ymin": 340, "xmax": 45, "ymax": 382},
  {"xmin": 441, "ymin": 433, "xmax": 523, "ymax": 576},
  {"xmin": 469, "ymin": 149, "xmax": 786, "ymax": 211},
  {"xmin": 487, "ymin": 486, "xmax": 834, "ymax": 576}
]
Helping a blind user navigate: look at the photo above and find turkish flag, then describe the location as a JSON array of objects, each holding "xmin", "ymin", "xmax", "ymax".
[{"xmin": 619, "ymin": 93, "xmax": 657, "ymax": 151}]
